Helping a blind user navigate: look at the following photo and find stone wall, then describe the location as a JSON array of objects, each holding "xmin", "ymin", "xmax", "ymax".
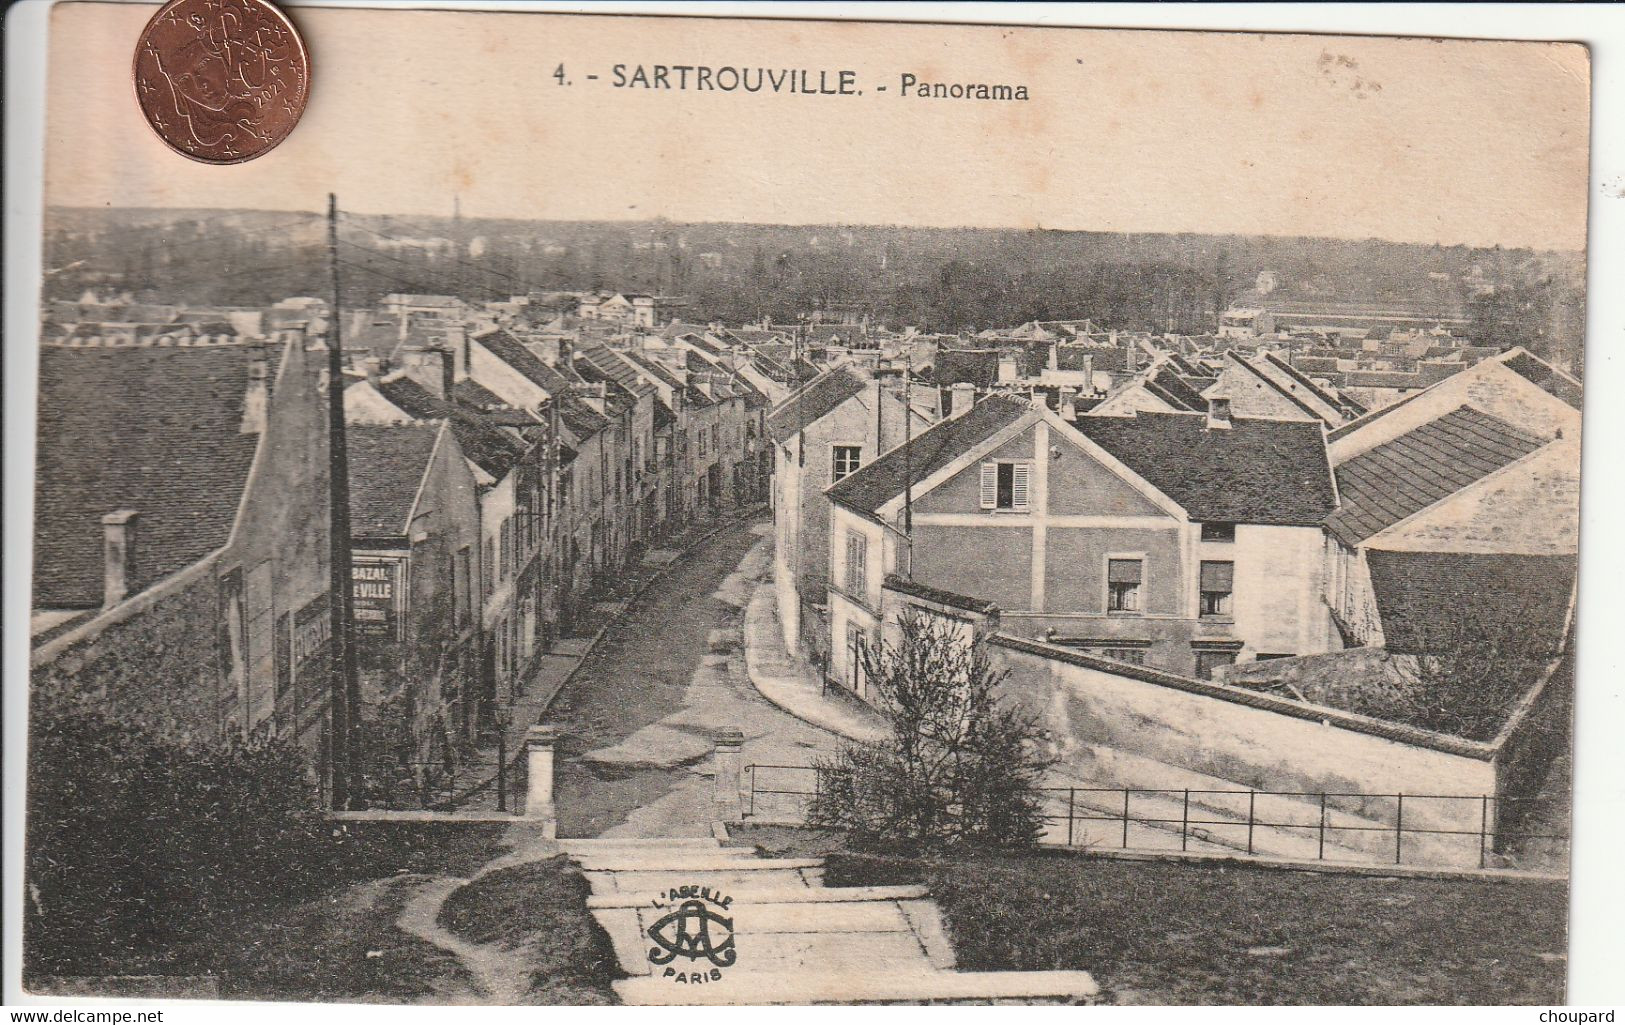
[
  {"xmin": 31, "ymin": 562, "xmax": 226, "ymax": 743},
  {"xmin": 988, "ymin": 633, "xmax": 1500, "ymax": 862}
]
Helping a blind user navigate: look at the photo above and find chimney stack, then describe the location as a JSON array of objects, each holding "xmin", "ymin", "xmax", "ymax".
[
  {"xmin": 1082, "ymin": 354, "xmax": 1096, "ymax": 394},
  {"xmin": 241, "ymin": 343, "xmax": 269, "ymax": 434},
  {"xmin": 997, "ymin": 353, "xmax": 1019, "ymax": 384},
  {"xmin": 363, "ymin": 356, "xmax": 383, "ymax": 385},
  {"xmin": 950, "ymin": 382, "xmax": 976, "ymax": 419},
  {"xmin": 1048, "ymin": 341, "xmax": 1059, "ymax": 372},
  {"xmin": 101, "ymin": 510, "xmax": 138, "ymax": 607},
  {"xmin": 1059, "ymin": 386, "xmax": 1078, "ymax": 420},
  {"xmin": 1207, "ymin": 396, "xmax": 1233, "ymax": 430}
]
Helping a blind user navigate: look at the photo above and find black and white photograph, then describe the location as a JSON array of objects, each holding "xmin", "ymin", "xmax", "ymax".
[{"xmin": 5, "ymin": 1, "xmax": 1613, "ymax": 1009}]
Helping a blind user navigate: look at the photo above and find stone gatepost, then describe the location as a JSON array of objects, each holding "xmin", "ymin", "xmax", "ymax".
[
  {"xmin": 524, "ymin": 725, "xmax": 558, "ymax": 837},
  {"xmin": 713, "ymin": 727, "xmax": 745, "ymax": 823}
]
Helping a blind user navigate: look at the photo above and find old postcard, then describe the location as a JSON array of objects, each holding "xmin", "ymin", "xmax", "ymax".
[{"xmin": 13, "ymin": 1, "xmax": 1590, "ymax": 1007}]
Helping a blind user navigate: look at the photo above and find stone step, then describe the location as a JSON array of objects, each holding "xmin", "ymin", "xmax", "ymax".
[
  {"xmin": 558, "ymin": 837, "xmax": 724, "ymax": 849},
  {"xmin": 584, "ymin": 866, "xmax": 823, "ymax": 893},
  {"xmin": 573, "ymin": 855, "xmax": 822, "ymax": 873},
  {"xmin": 588, "ymin": 884, "xmax": 931, "ymax": 909},
  {"xmin": 613, "ymin": 968, "xmax": 1101, "ymax": 1006}
]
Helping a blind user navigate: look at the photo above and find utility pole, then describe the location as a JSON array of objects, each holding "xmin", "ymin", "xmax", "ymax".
[
  {"xmin": 903, "ymin": 352, "xmax": 913, "ymax": 559},
  {"xmin": 326, "ymin": 193, "xmax": 361, "ymax": 810}
]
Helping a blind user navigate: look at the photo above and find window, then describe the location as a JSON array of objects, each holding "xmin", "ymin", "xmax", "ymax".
[
  {"xmin": 979, "ymin": 460, "xmax": 1031, "ymax": 511},
  {"xmin": 846, "ymin": 624, "xmax": 869, "ymax": 694},
  {"xmin": 454, "ymin": 546, "xmax": 472, "ymax": 627},
  {"xmin": 1099, "ymin": 647, "xmax": 1147, "ymax": 666},
  {"xmin": 484, "ymin": 536, "xmax": 496, "ymax": 593},
  {"xmin": 1199, "ymin": 560, "xmax": 1234, "ymax": 617},
  {"xmin": 1200, "ymin": 522, "xmax": 1236, "ymax": 543},
  {"xmin": 832, "ymin": 445, "xmax": 863, "ymax": 482},
  {"xmin": 1194, "ymin": 649, "xmax": 1237, "ymax": 680},
  {"xmin": 1107, "ymin": 558, "xmax": 1143, "ymax": 613},
  {"xmin": 844, "ymin": 530, "xmax": 868, "ymax": 599}
]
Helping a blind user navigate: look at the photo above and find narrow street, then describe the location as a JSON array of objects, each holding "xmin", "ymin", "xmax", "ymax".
[{"xmin": 544, "ymin": 518, "xmax": 839, "ymax": 838}]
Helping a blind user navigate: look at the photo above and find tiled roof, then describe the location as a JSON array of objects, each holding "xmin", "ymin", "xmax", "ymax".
[
  {"xmin": 766, "ymin": 366, "xmax": 868, "ymax": 443},
  {"xmin": 1501, "ymin": 350, "xmax": 1583, "ymax": 411},
  {"xmin": 1324, "ymin": 406, "xmax": 1545, "ymax": 545},
  {"xmin": 1366, "ymin": 549, "xmax": 1575, "ymax": 655},
  {"xmin": 348, "ymin": 423, "xmax": 441, "ymax": 539},
  {"xmin": 827, "ymin": 395, "xmax": 1031, "ymax": 516},
  {"xmin": 474, "ymin": 327, "xmax": 575, "ymax": 395},
  {"xmin": 376, "ymin": 376, "xmax": 526, "ymax": 478},
  {"xmin": 1142, "ymin": 366, "xmax": 1207, "ymax": 412},
  {"xmin": 1074, "ymin": 411, "xmax": 1337, "ymax": 526},
  {"xmin": 33, "ymin": 343, "xmax": 270, "ymax": 607},
  {"xmin": 576, "ymin": 342, "xmax": 655, "ymax": 397},
  {"xmin": 1262, "ymin": 353, "xmax": 1351, "ymax": 413}
]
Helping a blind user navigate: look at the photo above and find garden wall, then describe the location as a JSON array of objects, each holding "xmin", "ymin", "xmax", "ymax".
[{"xmin": 989, "ymin": 633, "xmax": 1500, "ymax": 864}]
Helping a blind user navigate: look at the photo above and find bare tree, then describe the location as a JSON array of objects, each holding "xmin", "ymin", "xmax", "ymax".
[{"xmin": 807, "ymin": 612, "xmax": 1054, "ymax": 851}]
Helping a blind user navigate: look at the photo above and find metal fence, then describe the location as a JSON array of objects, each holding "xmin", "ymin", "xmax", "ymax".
[{"xmin": 741, "ymin": 764, "xmax": 1568, "ymax": 871}]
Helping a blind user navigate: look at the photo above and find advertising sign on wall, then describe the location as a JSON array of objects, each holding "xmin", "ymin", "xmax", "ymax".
[{"xmin": 352, "ymin": 556, "xmax": 405, "ymax": 639}]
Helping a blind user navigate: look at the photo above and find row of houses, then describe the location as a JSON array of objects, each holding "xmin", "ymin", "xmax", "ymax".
[
  {"xmin": 772, "ymin": 343, "xmax": 1580, "ymax": 706},
  {"xmin": 30, "ymin": 295, "xmax": 775, "ymax": 794}
]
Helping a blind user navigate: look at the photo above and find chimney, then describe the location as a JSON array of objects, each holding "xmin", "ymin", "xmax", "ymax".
[
  {"xmin": 446, "ymin": 322, "xmax": 469, "ymax": 375},
  {"xmin": 1124, "ymin": 342, "xmax": 1138, "ymax": 373},
  {"xmin": 240, "ymin": 344, "xmax": 269, "ymax": 434},
  {"xmin": 101, "ymin": 510, "xmax": 138, "ymax": 607},
  {"xmin": 1082, "ymin": 354, "xmax": 1096, "ymax": 393},
  {"xmin": 1059, "ymin": 386, "xmax": 1078, "ymax": 420},
  {"xmin": 997, "ymin": 353, "xmax": 1018, "ymax": 383},
  {"xmin": 1048, "ymin": 341, "xmax": 1059, "ymax": 372},
  {"xmin": 950, "ymin": 382, "xmax": 976, "ymax": 419},
  {"xmin": 363, "ymin": 356, "xmax": 383, "ymax": 385},
  {"xmin": 1207, "ymin": 396, "xmax": 1233, "ymax": 430}
]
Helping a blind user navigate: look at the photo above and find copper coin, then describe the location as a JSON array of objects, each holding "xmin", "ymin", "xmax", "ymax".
[{"xmin": 132, "ymin": 0, "xmax": 310, "ymax": 164}]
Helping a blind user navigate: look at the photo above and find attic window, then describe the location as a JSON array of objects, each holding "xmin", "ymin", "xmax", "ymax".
[
  {"xmin": 980, "ymin": 461, "xmax": 1031, "ymax": 512},
  {"xmin": 1200, "ymin": 522, "xmax": 1236, "ymax": 543}
]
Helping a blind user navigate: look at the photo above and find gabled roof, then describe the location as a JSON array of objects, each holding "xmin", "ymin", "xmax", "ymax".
[
  {"xmin": 474, "ymin": 327, "xmax": 576, "ymax": 395},
  {"xmin": 1141, "ymin": 365, "xmax": 1207, "ymax": 412},
  {"xmin": 1073, "ymin": 411, "xmax": 1337, "ymax": 526},
  {"xmin": 826, "ymin": 396, "xmax": 1031, "ymax": 516},
  {"xmin": 348, "ymin": 423, "xmax": 442, "ymax": 539},
  {"xmin": 575, "ymin": 342, "xmax": 656, "ymax": 398},
  {"xmin": 1325, "ymin": 406, "xmax": 1546, "ymax": 546},
  {"xmin": 766, "ymin": 366, "xmax": 869, "ymax": 443},
  {"xmin": 1501, "ymin": 350, "xmax": 1583, "ymax": 410},
  {"xmin": 33, "ymin": 342, "xmax": 273, "ymax": 607},
  {"xmin": 376, "ymin": 375, "xmax": 527, "ymax": 478},
  {"xmin": 1261, "ymin": 352, "xmax": 1358, "ymax": 415},
  {"xmin": 1366, "ymin": 549, "xmax": 1576, "ymax": 655}
]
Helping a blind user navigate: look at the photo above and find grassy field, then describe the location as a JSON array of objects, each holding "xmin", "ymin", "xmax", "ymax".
[
  {"xmin": 438, "ymin": 856, "xmax": 623, "ymax": 1004},
  {"xmin": 736, "ymin": 826, "xmax": 1568, "ymax": 1005}
]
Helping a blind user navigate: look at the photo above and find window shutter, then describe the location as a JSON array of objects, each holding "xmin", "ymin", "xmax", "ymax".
[
  {"xmin": 1011, "ymin": 462, "xmax": 1031, "ymax": 511},
  {"xmin": 979, "ymin": 463, "xmax": 997, "ymax": 509},
  {"xmin": 1108, "ymin": 559, "xmax": 1143, "ymax": 584},
  {"xmin": 1200, "ymin": 561, "xmax": 1234, "ymax": 591}
]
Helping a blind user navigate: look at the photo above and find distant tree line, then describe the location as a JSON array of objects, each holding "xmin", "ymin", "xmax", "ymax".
[{"xmin": 42, "ymin": 212, "xmax": 1584, "ymax": 353}]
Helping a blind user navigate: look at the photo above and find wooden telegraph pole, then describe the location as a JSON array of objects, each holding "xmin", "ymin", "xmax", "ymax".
[{"xmin": 326, "ymin": 193, "xmax": 362, "ymax": 809}]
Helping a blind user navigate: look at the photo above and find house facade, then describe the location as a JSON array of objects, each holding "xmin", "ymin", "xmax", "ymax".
[
  {"xmin": 32, "ymin": 332, "xmax": 334, "ymax": 764},
  {"xmin": 766, "ymin": 365, "xmax": 926, "ymax": 654},
  {"xmin": 823, "ymin": 396, "xmax": 1339, "ymax": 693}
]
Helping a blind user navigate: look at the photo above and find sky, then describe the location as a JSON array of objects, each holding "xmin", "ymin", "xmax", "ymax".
[{"xmin": 46, "ymin": 3, "xmax": 1591, "ymax": 250}]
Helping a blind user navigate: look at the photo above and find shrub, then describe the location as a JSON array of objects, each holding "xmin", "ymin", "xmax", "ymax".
[
  {"xmin": 24, "ymin": 710, "xmax": 335, "ymax": 977},
  {"xmin": 806, "ymin": 613, "xmax": 1054, "ymax": 851}
]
